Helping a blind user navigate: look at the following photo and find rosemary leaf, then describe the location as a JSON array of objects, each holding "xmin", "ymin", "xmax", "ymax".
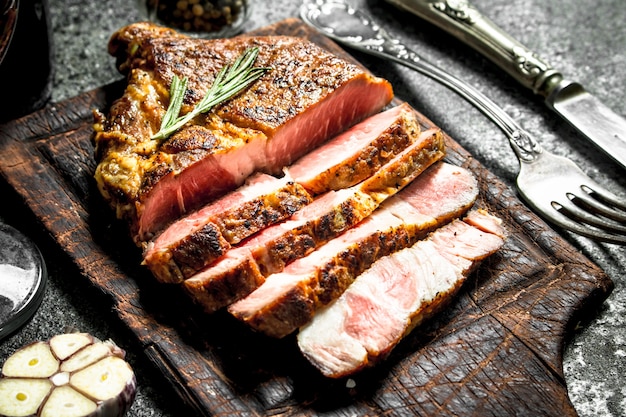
[
  {"xmin": 158, "ymin": 75, "xmax": 187, "ymax": 133},
  {"xmin": 151, "ymin": 47, "xmax": 270, "ymax": 141}
]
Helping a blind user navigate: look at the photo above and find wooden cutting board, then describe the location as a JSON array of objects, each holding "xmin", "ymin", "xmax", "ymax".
[{"xmin": 0, "ymin": 18, "xmax": 613, "ymax": 417}]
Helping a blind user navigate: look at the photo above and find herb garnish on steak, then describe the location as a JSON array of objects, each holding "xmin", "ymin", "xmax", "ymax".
[{"xmin": 93, "ymin": 22, "xmax": 394, "ymax": 242}]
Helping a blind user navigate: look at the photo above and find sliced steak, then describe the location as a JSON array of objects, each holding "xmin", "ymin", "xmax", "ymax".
[
  {"xmin": 394, "ymin": 160, "xmax": 482, "ymax": 222},
  {"xmin": 179, "ymin": 247, "xmax": 265, "ymax": 312},
  {"xmin": 297, "ymin": 210, "xmax": 506, "ymax": 378},
  {"xmin": 93, "ymin": 23, "xmax": 394, "ymax": 242},
  {"xmin": 227, "ymin": 162, "xmax": 479, "ymax": 338},
  {"xmin": 181, "ymin": 130, "xmax": 446, "ymax": 313},
  {"xmin": 250, "ymin": 188, "xmax": 378, "ymax": 276},
  {"xmin": 358, "ymin": 128, "xmax": 445, "ymax": 204},
  {"xmin": 182, "ymin": 187, "xmax": 377, "ymax": 313},
  {"xmin": 143, "ymin": 173, "xmax": 312, "ymax": 283},
  {"xmin": 228, "ymin": 208, "xmax": 413, "ymax": 339},
  {"xmin": 287, "ymin": 103, "xmax": 421, "ymax": 195}
]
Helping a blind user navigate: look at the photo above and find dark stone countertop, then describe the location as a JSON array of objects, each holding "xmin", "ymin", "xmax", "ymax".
[{"xmin": 0, "ymin": 0, "xmax": 624, "ymax": 416}]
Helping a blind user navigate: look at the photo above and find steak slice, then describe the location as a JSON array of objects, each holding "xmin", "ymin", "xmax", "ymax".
[
  {"xmin": 257, "ymin": 127, "xmax": 445, "ymax": 275},
  {"xmin": 143, "ymin": 173, "xmax": 312, "ymax": 283},
  {"xmin": 287, "ymin": 103, "xmax": 421, "ymax": 195},
  {"xmin": 181, "ymin": 129, "xmax": 446, "ymax": 313},
  {"xmin": 297, "ymin": 210, "xmax": 506, "ymax": 378},
  {"xmin": 248, "ymin": 188, "xmax": 378, "ymax": 277},
  {"xmin": 227, "ymin": 162, "xmax": 479, "ymax": 338},
  {"xmin": 93, "ymin": 23, "xmax": 394, "ymax": 242},
  {"xmin": 358, "ymin": 128, "xmax": 445, "ymax": 204},
  {"xmin": 182, "ymin": 187, "xmax": 377, "ymax": 313}
]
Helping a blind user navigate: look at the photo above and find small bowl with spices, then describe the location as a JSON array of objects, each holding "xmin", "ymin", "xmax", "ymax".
[{"xmin": 139, "ymin": 0, "xmax": 250, "ymax": 38}]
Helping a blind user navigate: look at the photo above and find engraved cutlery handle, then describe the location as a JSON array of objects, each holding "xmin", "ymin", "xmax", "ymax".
[{"xmin": 384, "ymin": 0, "xmax": 563, "ymax": 97}]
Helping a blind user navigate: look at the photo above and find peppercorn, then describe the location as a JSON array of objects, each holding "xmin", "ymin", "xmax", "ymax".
[{"xmin": 145, "ymin": 0, "xmax": 248, "ymax": 37}]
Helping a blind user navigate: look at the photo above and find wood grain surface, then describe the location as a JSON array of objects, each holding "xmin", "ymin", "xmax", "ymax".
[{"xmin": 0, "ymin": 18, "xmax": 613, "ymax": 416}]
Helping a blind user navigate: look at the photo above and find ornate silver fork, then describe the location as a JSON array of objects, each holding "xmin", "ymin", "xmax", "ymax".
[{"xmin": 300, "ymin": 0, "xmax": 626, "ymax": 245}]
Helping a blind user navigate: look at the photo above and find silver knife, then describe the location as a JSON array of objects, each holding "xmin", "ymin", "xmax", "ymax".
[{"xmin": 383, "ymin": 0, "xmax": 626, "ymax": 171}]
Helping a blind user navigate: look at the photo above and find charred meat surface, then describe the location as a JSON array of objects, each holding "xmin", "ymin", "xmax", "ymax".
[
  {"xmin": 93, "ymin": 22, "xmax": 394, "ymax": 242},
  {"xmin": 182, "ymin": 187, "xmax": 378, "ymax": 313},
  {"xmin": 357, "ymin": 128, "xmax": 445, "ymax": 204}
]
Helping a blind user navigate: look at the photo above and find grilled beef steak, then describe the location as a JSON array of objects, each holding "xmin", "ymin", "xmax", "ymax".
[
  {"xmin": 297, "ymin": 209, "xmax": 506, "ymax": 378},
  {"xmin": 182, "ymin": 128, "xmax": 444, "ymax": 313},
  {"xmin": 182, "ymin": 187, "xmax": 378, "ymax": 312},
  {"xmin": 93, "ymin": 22, "xmax": 394, "ymax": 242},
  {"xmin": 287, "ymin": 102, "xmax": 420, "ymax": 195},
  {"xmin": 92, "ymin": 22, "xmax": 508, "ymax": 380},
  {"xmin": 143, "ymin": 173, "xmax": 312, "ymax": 283},
  {"xmin": 249, "ymin": 188, "xmax": 378, "ymax": 277},
  {"xmin": 228, "ymin": 162, "xmax": 479, "ymax": 338}
]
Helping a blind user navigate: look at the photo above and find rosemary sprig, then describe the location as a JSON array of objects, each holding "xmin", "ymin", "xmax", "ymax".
[
  {"xmin": 151, "ymin": 47, "xmax": 270, "ymax": 141},
  {"xmin": 157, "ymin": 74, "xmax": 187, "ymax": 135}
]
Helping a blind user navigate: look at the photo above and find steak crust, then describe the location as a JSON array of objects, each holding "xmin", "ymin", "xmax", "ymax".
[
  {"xmin": 182, "ymin": 188, "xmax": 378, "ymax": 313},
  {"xmin": 93, "ymin": 22, "xmax": 394, "ymax": 242}
]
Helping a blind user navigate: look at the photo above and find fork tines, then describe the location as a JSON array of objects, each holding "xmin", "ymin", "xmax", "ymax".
[{"xmin": 552, "ymin": 182, "xmax": 626, "ymax": 244}]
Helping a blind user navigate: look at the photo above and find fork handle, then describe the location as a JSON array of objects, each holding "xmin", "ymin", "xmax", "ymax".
[
  {"xmin": 366, "ymin": 29, "xmax": 543, "ymax": 163},
  {"xmin": 384, "ymin": 0, "xmax": 564, "ymax": 97}
]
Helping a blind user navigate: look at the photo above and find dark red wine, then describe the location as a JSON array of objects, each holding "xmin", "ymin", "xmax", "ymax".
[{"xmin": 0, "ymin": 0, "xmax": 53, "ymax": 123}]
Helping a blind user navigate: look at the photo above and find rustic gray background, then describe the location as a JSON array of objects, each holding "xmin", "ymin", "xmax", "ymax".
[{"xmin": 1, "ymin": 0, "xmax": 624, "ymax": 416}]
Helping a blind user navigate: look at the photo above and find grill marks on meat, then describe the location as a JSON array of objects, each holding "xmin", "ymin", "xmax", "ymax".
[
  {"xmin": 228, "ymin": 162, "xmax": 479, "ymax": 338},
  {"xmin": 287, "ymin": 103, "xmax": 421, "ymax": 195},
  {"xmin": 93, "ymin": 23, "xmax": 394, "ymax": 242},
  {"xmin": 143, "ymin": 173, "xmax": 312, "ymax": 283},
  {"xmin": 297, "ymin": 210, "xmax": 506, "ymax": 378},
  {"xmin": 181, "ymin": 128, "xmax": 445, "ymax": 313}
]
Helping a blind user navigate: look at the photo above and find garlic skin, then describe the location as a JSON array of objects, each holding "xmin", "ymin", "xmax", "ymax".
[{"xmin": 0, "ymin": 332, "xmax": 137, "ymax": 417}]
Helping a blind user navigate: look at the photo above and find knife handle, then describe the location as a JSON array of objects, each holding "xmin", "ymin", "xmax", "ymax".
[{"xmin": 384, "ymin": 0, "xmax": 564, "ymax": 97}]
